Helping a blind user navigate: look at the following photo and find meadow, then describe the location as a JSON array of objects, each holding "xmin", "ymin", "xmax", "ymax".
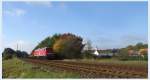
[
  {"xmin": 2, "ymin": 58, "xmax": 81, "ymax": 78},
  {"xmin": 2, "ymin": 57, "xmax": 148, "ymax": 78}
]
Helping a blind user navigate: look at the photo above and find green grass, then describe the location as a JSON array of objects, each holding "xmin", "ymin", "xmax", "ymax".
[{"xmin": 2, "ymin": 58, "xmax": 81, "ymax": 78}]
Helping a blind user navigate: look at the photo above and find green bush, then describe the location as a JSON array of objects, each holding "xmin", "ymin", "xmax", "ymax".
[
  {"xmin": 127, "ymin": 55, "xmax": 148, "ymax": 61},
  {"xmin": 2, "ymin": 48, "xmax": 29, "ymax": 60},
  {"xmin": 116, "ymin": 48, "xmax": 129, "ymax": 60},
  {"xmin": 81, "ymin": 50, "xmax": 96, "ymax": 59},
  {"xmin": 2, "ymin": 48, "xmax": 16, "ymax": 60}
]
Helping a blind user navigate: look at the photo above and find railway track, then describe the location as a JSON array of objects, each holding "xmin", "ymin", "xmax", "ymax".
[{"xmin": 23, "ymin": 59, "xmax": 147, "ymax": 78}]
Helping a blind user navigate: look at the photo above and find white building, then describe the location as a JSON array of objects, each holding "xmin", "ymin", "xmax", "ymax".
[{"xmin": 93, "ymin": 47, "xmax": 99, "ymax": 56}]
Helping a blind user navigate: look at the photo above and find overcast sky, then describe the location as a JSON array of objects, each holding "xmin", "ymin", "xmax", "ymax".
[{"xmin": 2, "ymin": 1, "xmax": 148, "ymax": 53}]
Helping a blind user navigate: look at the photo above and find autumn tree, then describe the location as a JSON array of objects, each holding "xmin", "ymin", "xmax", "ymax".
[
  {"xmin": 53, "ymin": 33, "xmax": 84, "ymax": 59},
  {"xmin": 32, "ymin": 33, "xmax": 61, "ymax": 53},
  {"xmin": 126, "ymin": 45, "xmax": 134, "ymax": 50}
]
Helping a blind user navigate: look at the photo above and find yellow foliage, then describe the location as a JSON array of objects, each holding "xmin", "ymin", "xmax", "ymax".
[{"xmin": 139, "ymin": 48, "xmax": 148, "ymax": 55}]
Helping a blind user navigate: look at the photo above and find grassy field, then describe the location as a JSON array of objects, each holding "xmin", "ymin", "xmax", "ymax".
[
  {"xmin": 3, "ymin": 58, "xmax": 147, "ymax": 78},
  {"xmin": 2, "ymin": 58, "xmax": 81, "ymax": 78}
]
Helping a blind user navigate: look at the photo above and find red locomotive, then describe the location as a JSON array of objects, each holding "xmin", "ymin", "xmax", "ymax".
[
  {"xmin": 32, "ymin": 47, "xmax": 53, "ymax": 56},
  {"xmin": 31, "ymin": 47, "xmax": 62, "ymax": 60}
]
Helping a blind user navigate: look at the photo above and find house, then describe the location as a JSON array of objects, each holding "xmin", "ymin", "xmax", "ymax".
[
  {"xmin": 128, "ymin": 50, "xmax": 139, "ymax": 56},
  {"xmin": 128, "ymin": 48, "xmax": 148, "ymax": 57}
]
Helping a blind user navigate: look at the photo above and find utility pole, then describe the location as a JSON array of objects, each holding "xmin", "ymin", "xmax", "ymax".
[
  {"xmin": 20, "ymin": 43, "xmax": 21, "ymax": 51},
  {"xmin": 17, "ymin": 43, "xmax": 18, "ymax": 51}
]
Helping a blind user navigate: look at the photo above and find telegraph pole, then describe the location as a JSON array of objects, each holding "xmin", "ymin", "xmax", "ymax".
[{"xmin": 17, "ymin": 43, "xmax": 18, "ymax": 51}]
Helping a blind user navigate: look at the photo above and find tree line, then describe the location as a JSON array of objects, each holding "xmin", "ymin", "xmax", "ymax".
[
  {"xmin": 2, "ymin": 33, "xmax": 148, "ymax": 60},
  {"xmin": 2, "ymin": 48, "xmax": 29, "ymax": 60}
]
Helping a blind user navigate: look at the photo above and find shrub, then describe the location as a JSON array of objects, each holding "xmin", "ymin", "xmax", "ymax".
[
  {"xmin": 81, "ymin": 50, "xmax": 96, "ymax": 59},
  {"xmin": 116, "ymin": 48, "xmax": 129, "ymax": 60},
  {"xmin": 2, "ymin": 48, "xmax": 29, "ymax": 60},
  {"xmin": 2, "ymin": 48, "xmax": 16, "ymax": 60}
]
